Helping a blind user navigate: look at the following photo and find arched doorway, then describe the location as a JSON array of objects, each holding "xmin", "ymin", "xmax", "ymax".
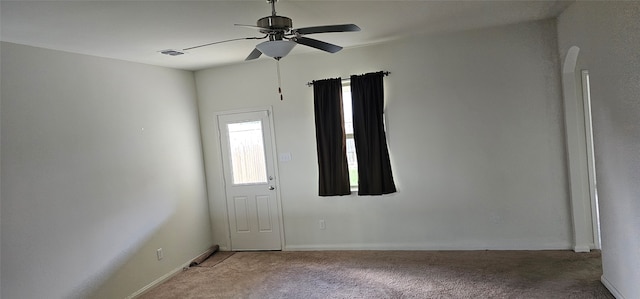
[{"xmin": 561, "ymin": 46, "xmax": 601, "ymax": 251}]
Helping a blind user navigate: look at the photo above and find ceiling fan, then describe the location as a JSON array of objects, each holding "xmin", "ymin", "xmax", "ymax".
[{"xmin": 162, "ymin": 0, "xmax": 361, "ymax": 61}]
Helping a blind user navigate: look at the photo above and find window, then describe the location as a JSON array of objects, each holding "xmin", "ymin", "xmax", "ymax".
[
  {"xmin": 227, "ymin": 121, "xmax": 268, "ymax": 185},
  {"xmin": 313, "ymin": 72, "xmax": 395, "ymax": 196},
  {"xmin": 342, "ymin": 83, "xmax": 358, "ymax": 188}
]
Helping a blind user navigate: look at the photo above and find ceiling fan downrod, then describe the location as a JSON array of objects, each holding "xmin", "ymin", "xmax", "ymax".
[
  {"xmin": 269, "ymin": 0, "xmax": 277, "ymax": 16},
  {"xmin": 257, "ymin": 0, "xmax": 292, "ymax": 40}
]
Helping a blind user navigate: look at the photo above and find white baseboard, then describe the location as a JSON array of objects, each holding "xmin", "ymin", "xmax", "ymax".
[
  {"xmin": 126, "ymin": 247, "xmax": 216, "ymax": 299},
  {"xmin": 601, "ymin": 275, "xmax": 625, "ymax": 299},
  {"xmin": 573, "ymin": 244, "xmax": 592, "ymax": 252},
  {"xmin": 125, "ymin": 263, "xmax": 188, "ymax": 299},
  {"xmin": 284, "ymin": 242, "xmax": 572, "ymax": 251}
]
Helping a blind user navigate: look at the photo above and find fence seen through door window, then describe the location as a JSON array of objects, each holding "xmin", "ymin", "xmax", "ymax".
[{"xmin": 227, "ymin": 121, "xmax": 268, "ymax": 185}]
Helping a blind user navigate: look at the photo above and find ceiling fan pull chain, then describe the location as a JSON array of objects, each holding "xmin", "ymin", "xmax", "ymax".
[{"xmin": 277, "ymin": 60, "xmax": 283, "ymax": 101}]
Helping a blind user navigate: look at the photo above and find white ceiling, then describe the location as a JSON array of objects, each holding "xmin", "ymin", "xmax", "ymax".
[{"xmin": 0, "ymin": 0, "xmax": 573, "ymax": 71}]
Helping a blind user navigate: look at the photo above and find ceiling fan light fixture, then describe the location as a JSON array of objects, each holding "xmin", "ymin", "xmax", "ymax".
[{"xmin": 255, "ymin": 40, "xmax": 296, "ymax": 59}]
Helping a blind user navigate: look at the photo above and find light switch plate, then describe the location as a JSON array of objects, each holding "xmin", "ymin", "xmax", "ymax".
[{"xmin": 279, "ymin": 152, "xmax": 292, "ymax": 162}]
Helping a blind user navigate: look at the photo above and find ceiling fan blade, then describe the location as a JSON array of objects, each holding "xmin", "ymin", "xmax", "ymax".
[
  {"xmin": 182, "ymin": 35, "xmax": 268, "ymax": 51},
  {"xmin": 292, "ymin": 37, "xmax": 342, "ymax": 53},
  {"xmin": 294, "ymin": 24, "xmax": 360, "ymax": 35},
  {"xmin": 245, "ymin": 48, "xmax": 263, "ymax": 60},
  {"xmin": 234, "ymin": 24, "xmax": 267, "ymax": 30}
]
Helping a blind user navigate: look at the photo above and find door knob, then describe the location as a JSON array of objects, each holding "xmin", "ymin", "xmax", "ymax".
[{"xmin": 268, "ymin": 186, "xmax": 275, "ymax": 190}]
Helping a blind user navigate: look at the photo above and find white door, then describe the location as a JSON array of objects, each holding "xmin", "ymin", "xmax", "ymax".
[{"xmin": 218, "ymin": 110, "xmax": 282, "ymax": 251}]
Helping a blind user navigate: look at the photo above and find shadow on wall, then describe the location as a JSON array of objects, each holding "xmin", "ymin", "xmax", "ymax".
[{"xmin": 68, "ymin": 185, "xmax": 178, "ymax": 298}]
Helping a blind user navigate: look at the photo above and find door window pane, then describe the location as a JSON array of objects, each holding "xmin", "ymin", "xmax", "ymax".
[{"xmin": 227, "ymin": 121, "xmax": 268, "ymax": 185}]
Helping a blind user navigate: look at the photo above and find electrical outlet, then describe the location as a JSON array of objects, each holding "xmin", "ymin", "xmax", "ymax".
[
  {"xmin": 319, "ymin": 219, "xmax": 326, "ymax": 230},
  {"xmin": 157, "ymin": 248, "xmax": 164, "ymax": 260}
]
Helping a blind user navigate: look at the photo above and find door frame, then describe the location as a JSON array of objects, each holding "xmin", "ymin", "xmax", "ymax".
[
  {"xmin": 580, "ymin": 70, "xmax": 601, "ymax": 249},
  {"xmin": 561, "ymin": 46, "xmax": 598, "ymax": 252},
  {"xmin": 215, "ymin": 106, "xmax": 285, "ymax": 250}
]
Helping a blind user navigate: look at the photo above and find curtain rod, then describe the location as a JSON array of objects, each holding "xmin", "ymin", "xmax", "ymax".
[{"xmin": 306, "ymin": 71, "xmax": 390, "ymax": 87}]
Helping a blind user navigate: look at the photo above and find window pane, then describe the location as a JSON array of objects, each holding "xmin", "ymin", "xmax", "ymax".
[
  {"xmin": 346, "ymin": 137, "xmax": 358, "ymax": 187},
  {"xmin": 227, "ymin": 121, "xmax": 268, "ymax": 185},
  {"xmin": 343, "ymin": 84, "xmax": 358, "ymax": 188},
  {"xmin": 343, "ymin": 86, "xmax": 353, "ymax": 135}
]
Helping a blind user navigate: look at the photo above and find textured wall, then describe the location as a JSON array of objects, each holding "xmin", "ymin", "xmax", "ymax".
[
  {"xmin": 1, "ymin": 42, "xmax": 213, "ymax": 298},
  {"xmin": 196, "ymin": 19, "xmax": 571, "ymax": 251}
]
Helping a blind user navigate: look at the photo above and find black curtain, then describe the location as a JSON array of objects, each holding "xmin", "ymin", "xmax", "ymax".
[
  {"xmin": 351, "ymin": 72, "xmax": 397, "ymax": 195},
  {"xmin": 313, "ymin": 78, "xmax": 351, "ymax": 196}
]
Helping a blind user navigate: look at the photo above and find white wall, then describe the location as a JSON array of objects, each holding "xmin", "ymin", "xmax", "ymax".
[
  {"xmin": 558, "ymin": 2, "xmax": 640, "ymax": 298},
  {"xmin": 0, "ymin": 42, "xmax": 213, "ymax": 298},
  {"xmin": 197, "ymin": 19, "xmax": 572, "ymax": 251},
  {"xmin": 0, "ymin": 41, "xmax": 3, "ymax": 297}
]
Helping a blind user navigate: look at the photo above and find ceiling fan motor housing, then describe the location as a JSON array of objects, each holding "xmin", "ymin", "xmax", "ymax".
[{"xmin": 257, "ymin": 15, "xmax": 293, "ymax": 33}]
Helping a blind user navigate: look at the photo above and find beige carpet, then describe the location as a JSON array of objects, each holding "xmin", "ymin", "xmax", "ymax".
[{"xmin": 140, "ymin": 250, "xmax": 613, "ymax": 299}]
